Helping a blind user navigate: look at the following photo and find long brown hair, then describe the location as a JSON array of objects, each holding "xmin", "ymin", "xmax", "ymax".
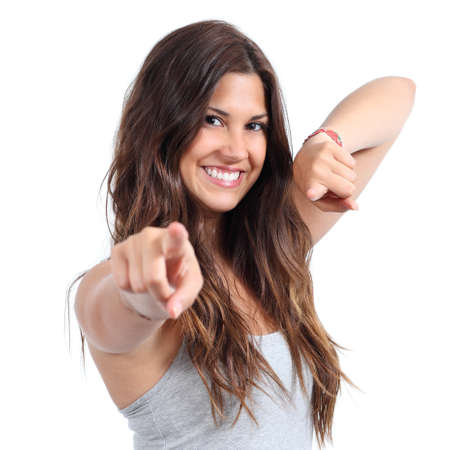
[{"xmin": 66, "ymin": 19, "xmax": 359, "ymax": 448}]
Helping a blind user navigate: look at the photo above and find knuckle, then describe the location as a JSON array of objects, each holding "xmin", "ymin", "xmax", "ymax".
[
  {"xmin": 140, "ymin": 229, "xmax": 159, "ymax": 249},
  {"xmin": 324, "ymin": 148, "xmax": 335, "ymax": 160},
  {"xmin": 141, "ymin": 226, "xmax": 155, "ymax": 239},
  {"xmin": 111, "ymin": 243, "xmax": 123, "ymax": 258},
  {"xmin": 123, "ymin": 234, "xmax": 133, "ymax": 246},
  {"xmin": 131, "ymin": 233, "xmax": 142, "ymax": 248}
]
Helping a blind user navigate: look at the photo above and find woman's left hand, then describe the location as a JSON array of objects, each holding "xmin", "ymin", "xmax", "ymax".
[{"xmin": 293, "ymin": 134, "xmax": 359, "ymax": 212}]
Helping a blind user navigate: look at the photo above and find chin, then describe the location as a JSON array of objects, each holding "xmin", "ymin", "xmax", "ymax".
[
  {"xmin": 199, "ymin": 198, "xmax": 240, "ymax": 214},
  {"xmin": 206, "ymin": 203, "xmax": 239, "ymax": 213}
]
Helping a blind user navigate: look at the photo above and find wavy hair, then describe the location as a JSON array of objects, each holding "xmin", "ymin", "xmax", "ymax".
[{"xmin": 66, "ymin": 19, "xmax": 359, "ymax": 449}]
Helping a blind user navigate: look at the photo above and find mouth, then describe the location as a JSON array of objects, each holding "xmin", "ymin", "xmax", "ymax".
[{"xmin": 200, "ymin": 166, "xmax": 244, "ymax": 188}]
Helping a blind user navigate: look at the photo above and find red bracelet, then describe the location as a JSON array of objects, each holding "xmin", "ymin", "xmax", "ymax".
[{"xmin": 303, "ymin": 128, "xmax": 343, "ymax": 147}]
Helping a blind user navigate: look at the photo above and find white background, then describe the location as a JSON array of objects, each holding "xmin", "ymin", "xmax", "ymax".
[{"xmin": 1, "ymin": 1, "xmax": 448, "ymax": 449}]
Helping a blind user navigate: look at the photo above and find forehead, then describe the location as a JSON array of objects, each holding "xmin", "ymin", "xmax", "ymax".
[{"xmin": 209, "ymin": 72, "xmax": 266, "ymax": 112}]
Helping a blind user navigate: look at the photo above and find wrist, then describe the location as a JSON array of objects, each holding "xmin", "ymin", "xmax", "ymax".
[
  {"xmin": 118, "ymin": 288, "xmax": 153, "ymax": 321},
  {"xmin": 303, "ymin": 127, "xmax": 343, "ymax": 148},
  {"xmin": 118, "ymin": 286, "xmax": 171, "ymax": 322},
  {"xmin": 302, "ymin": 132, "xmax": 331, "ymax": 148}
]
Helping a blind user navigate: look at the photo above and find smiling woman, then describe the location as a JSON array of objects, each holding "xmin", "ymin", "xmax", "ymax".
[
  {"xmin": 179, "ymin": 72, "xmax": 268, "ymax": 219},
  {"xmin": 67, "ymin": 19, "xmax": 359, "ymax": 450}
]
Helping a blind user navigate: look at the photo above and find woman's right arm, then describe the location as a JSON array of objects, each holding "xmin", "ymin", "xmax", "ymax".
[
  {"xmin": 74, "ymin": 260, "xmax": 167, "ymax": 354},
  {"xmin": 74, "ymin": 222, "xmax": 203, "ymax": 355}
]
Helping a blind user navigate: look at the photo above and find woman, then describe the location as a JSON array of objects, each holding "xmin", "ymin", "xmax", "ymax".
[{"xmin": 67, "ymin": 19, "xmax": 415, "ymax": 449}]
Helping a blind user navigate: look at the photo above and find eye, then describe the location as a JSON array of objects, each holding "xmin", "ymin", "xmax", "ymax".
[
  {"xmin": 204, "ymin": 115, "xmax": 268, "ymax": 132},
  {"xmin": 247, "ymin": 122, "xmax": 267, "ymax": 132},
  {"xmin": 205, "ymin": 115, "xmax": 222, "ymax": 126}
]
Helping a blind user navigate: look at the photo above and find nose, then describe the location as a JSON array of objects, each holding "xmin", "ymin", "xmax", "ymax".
[{"xmin": 220, "ymin": 128, "xmax": 248, "ymax": 161}]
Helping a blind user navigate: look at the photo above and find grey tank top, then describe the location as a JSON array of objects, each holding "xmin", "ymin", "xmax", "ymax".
[{"xmin": 118, "ymin": 331, "xmax": 314, "ymax": 449}]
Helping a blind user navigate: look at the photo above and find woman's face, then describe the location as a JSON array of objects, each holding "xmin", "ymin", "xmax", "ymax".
[{"xmin": 179, "ymin": 72, "xmax": 268, "ymax": 216}]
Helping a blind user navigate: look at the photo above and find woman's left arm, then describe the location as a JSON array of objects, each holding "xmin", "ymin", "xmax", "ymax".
[{"xmin": 292, "ymin": 76, "xmax": 416, "ymax": 246}]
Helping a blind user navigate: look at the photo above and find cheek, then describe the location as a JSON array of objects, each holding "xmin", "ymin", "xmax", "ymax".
[
  {"xmin": 256, "ymin": 142, "xmax": 267, "ymax": 167},
  {"xmin": 179, "ymin": 151, "xmax": 202, "ymax": 192},
  {"xmin": 178, "ymin": 156, "xmax": 192, "ymax": 186},
  {"xmin": 191, "ymin": 128, "xmax": 220, "ymax": 149}
]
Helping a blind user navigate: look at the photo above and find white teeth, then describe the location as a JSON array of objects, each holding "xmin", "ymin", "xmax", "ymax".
[{"xmin": 204, "ymin": 167, "xmax": 240, "ymax": 181}]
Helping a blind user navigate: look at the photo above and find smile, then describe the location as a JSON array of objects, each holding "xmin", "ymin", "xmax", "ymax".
[{"xmin": 201, "ymin": 167, "xmax": 244, "ymax": 188}]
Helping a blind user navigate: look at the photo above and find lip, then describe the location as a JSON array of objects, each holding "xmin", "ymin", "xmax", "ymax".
[
  {"xmin": 202, "ymin": 165, "xmax": 246, "ymax": 173},
  {"xmin": 201, "ymin": 166, "xmax": 244, "ymax": 188}
]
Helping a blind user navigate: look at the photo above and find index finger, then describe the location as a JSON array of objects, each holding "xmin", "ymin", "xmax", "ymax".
[{"xmin": 163, "ymin": 222, "xmax": 189, "ymax": 260}]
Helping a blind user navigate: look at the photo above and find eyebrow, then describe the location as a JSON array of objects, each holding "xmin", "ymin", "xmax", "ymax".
[{"xmin": 207, "ymin": 106, "xmax": 268, "ymax": 121}]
